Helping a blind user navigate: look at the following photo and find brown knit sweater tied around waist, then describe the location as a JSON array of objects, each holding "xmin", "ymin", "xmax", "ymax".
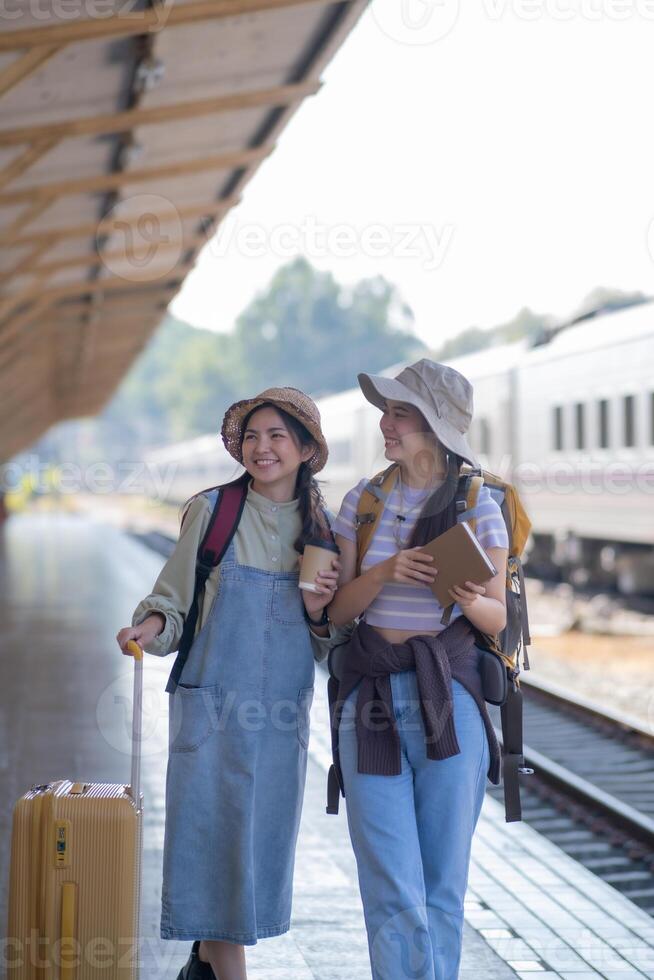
[{"xmin": 326, "ymin": 616, "xmax": 501, "ymax": 814}]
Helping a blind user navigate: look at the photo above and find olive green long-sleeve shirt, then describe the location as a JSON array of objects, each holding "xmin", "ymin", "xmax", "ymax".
[{"xmin": 131, "ymin": 481, "xmax": 351, "ymax": 662}]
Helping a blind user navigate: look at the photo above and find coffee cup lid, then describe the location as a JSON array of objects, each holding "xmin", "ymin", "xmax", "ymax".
[{"xmin": 303, "ymin": 535, "xmax": 340, "ymax": 554}]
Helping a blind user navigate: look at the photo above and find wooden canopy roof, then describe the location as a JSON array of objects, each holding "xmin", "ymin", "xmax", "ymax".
[{"xmin": 0, "ymin": 0, "xmax": 367, "ymax": 462}]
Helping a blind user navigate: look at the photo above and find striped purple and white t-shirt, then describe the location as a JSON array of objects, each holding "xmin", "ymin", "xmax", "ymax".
[{"xmin": 333, "ymin": 477, "xmax": 509, "ymax": 631}]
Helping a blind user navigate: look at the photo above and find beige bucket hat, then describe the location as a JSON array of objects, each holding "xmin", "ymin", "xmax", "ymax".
[
  {"xmin": 221, "ymin": 386, "xmax": 329, "ymax": 474},
  {"xmin": 357, "ymin": 358, "xmax": 479, "ymax": 468}
]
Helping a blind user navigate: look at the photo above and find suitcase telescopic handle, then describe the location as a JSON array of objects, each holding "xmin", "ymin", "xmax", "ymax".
[{"xmin": 125, "ymin": 640, "xmax": 143, "ymax": 810}]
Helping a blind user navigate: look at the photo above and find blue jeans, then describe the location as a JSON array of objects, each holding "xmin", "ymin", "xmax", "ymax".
[{"xmin": 338, "ymin": 667, "xmax": 490, "ymax": 980}]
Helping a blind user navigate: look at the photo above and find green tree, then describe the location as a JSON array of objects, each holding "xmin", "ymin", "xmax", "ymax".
[
  {"xmin": 433, "ymin": 306, "xmax": 554, "ymax": 360},
  {"xmin": 230, "ymin": 257, "xmax": 424, "ymax": 395}
]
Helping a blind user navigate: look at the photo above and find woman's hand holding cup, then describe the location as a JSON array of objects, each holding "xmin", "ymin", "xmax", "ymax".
[{"xmin": 298, "ymin": 538, "xmax": 341, "ymax": 618}]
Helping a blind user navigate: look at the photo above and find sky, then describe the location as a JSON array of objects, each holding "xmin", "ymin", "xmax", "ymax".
[{"xmin": 170, "ymin": 0, "xmax": 654, "ymax": 349}]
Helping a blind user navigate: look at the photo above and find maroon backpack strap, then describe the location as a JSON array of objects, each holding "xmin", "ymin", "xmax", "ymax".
[
  {"xmin": 164, "ymin": 480, "xmax": 248, "ymax": 695},
  {"xmin": 198, "ymin": 481, "xmax": 248, "ymax": 568}
]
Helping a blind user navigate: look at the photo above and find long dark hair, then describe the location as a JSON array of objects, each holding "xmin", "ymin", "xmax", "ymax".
[
  {"xmin": 240, "ymin": 402, "xmax": 330, "ymax": 553},
  {"xmin": 404, "ymin": 449, "xmax": 465, "ymax": 548}
]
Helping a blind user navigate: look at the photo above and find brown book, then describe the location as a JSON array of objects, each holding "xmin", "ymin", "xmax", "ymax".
[{"xmin": 419, "ymin": 521, "xmax": 498, "ymax": 607}]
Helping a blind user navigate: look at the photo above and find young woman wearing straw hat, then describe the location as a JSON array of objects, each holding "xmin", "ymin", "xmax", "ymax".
[
  {"xmin": 116, "ymin": 387, "xmax": 342, "ymax": 980},
  {"xmin": 327, "ymin": 359, "xmax": 509, "ymax": 980}
]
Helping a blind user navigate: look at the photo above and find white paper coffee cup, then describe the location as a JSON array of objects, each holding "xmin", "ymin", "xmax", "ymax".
[{"xmin": 299, "ymin": 537, "xmax": 340, "ymax": 592}]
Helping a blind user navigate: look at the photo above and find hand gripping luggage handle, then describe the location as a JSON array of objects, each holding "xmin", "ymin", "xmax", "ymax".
[{"xmin": 125, "ymin": 640, "xmax": 143, "ymax": 811}]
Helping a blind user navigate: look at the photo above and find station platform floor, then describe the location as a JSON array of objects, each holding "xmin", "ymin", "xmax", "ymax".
[{"xmin": 1, "ymin": 510, "xmax": 653, "ymax": 980}]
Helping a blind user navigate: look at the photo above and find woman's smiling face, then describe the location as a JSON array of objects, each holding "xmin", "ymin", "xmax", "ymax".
[
  {"xmin": 241, "ymin": 405, "xmax": 314, "ymax": 485},
  {"xmin": 379, "ymin": 399, "xmax": 433, "ymax": 462}
]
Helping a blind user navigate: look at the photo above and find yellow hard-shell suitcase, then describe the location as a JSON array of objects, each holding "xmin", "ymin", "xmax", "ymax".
[{"xmin": 6, "ymin": 641, "xmax": 144, "ymax": 979}]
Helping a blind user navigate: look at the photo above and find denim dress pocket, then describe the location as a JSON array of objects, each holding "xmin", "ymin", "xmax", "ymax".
[
  {"xmin": 169, "ymin": 682, "xmax": 223, "ymax": 753},
  {"xmin": 272, "ymin": 585, "xmax": 307, "ymax": 626},
  {"xmin": 296, "ymin": 686, "xmax": 314, "ymax": 750}
]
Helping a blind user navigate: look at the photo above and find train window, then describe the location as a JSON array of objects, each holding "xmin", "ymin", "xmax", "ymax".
[
  {"xmin": 598, "ymin": 399, "xmax": 609, "ymax": 449},
  {"xmin": 575, "ymin": 403, "xmax": 585, "ymax": 450},
  {"xmin": 553, "ymin": 405, "xmax": 563, "ymax": 451},
  {"xmin": 624, "ymin": 395, "xmax": 636, "ymax": 447}
]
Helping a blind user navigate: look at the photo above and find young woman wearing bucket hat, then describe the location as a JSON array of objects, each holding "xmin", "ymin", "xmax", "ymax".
[
  {"xmin": 116, "ymin": 387, "xmax": 345, "ymax": 980},
  {"xmin": 326, "ymin": 359, "xmax": 509, "ymax": 980}
]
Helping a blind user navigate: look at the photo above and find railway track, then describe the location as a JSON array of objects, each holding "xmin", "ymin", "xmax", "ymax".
[{"xmin": 488, "ymin": 674, "xmax": 654, "ymax": 915}]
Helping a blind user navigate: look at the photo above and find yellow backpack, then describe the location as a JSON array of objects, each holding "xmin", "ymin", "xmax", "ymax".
[{"xmin": 353, "ymin": 462, "xmax": 535, "ymax": 821}]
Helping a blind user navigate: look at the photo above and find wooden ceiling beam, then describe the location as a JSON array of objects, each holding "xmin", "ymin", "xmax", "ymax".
[
  {"xmin": 7, "ymin": 239, "xmax": 54, "ymax": 280},
  {"xmin": 0, "ymin": 365, "xmax": 51, "ymax": 406},
  {"xmin": 1, "ymin": 269, "xmax": 188, "ymax": 324},
  {"xmin": 0, "ymin": 309, "xmax": 163, "ymax": 379},
  {"xmin": 0, "ymin": 406, "xmax": 53, "ymax": 453},
  {"xmin": 0, "ymin": 44, "xmax": 63, "ymax": 98},
  {"xmin": 48, "ymin": 299, "xmax": 170, "ymax": 318},
  {"xmin": 0, "ymin": 324, "xmax": 152, "ymax": 392},
  {"xmin": 49, "ymin": 313, "xmax": 163, "ymax": 328},
  {"xmin": 0, "ymin": 145, "xmax": 273, "ymax": 206},
  {"xmin": 49, "ymin": 288, "xmax": 176, "ymax": 317},
  {"xmin": 1, "ymin": 197, "xmax": 55, "ymax": 246},
  {"xmin": 0, "ymin": 0, "xmax": 337, "ymax": 51},
  {"xmin": 0, "ymin": 295, "xmax": 54, "ymax": 353},
  {"xmin": 0, "ymin": 136, "xmax": 59, "ymax": 192},
  {"xmin": 1, "ymin": 229, "xmax": 206, "ymax": 284},
  {"xmin": 0, "ymin": 363, "xmax": 53, "ymax": 408},
  {"xmin": 1, "ymin": 196, "xmax": 240, "ymax": 248},
  {"xmin": 0, "ymin": 81, "xmax": 321, "ymax": 148},
  {"xmin": 59, "ymin": 368, "xmax": 143, "ymax": 397},
  {"xmin": 0, "ymin": 299, "xmax": 62, "ymax": 374},
  {"xmin": 0, "ymin": 415, "xmax": 50, "ymax": 457}
]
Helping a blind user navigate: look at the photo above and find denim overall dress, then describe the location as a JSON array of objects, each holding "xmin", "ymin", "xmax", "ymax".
[{"xmin": 159, "ymin": 535, "xmax": 315, "ymax": 944}]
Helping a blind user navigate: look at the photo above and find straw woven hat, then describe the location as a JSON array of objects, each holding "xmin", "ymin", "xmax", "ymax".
[{"xmin": 221, "ymin": 386, "xmax": 328, "ymax": 473}]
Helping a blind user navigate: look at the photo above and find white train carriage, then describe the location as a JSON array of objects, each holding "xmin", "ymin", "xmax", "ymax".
[{"xmin": 509, "ymin": 302, "xmax": 654, "ymax": 591}]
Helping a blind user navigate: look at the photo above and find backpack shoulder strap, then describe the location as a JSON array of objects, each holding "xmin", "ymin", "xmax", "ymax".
[
  {"xmin": 165, "ymin": 480, "xmax": 248, "ymax": 695},
  {"xmin": 455, "ymin": 466, "xmax": 485, "ymax": 535},
  {"xmin": 198, "ymin": 481, "xmax": 248, "ymax": 568},
  {"xmin": 355, "ymin": 464, "xmax": 399, "ymax": 576},
  {"xmin": 501, "ymin": 484, "xmax": 532, "ymax": 556},
  {"xmin": 442, "ymin": 468, "xmax": 492, "ymax": 627}
]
